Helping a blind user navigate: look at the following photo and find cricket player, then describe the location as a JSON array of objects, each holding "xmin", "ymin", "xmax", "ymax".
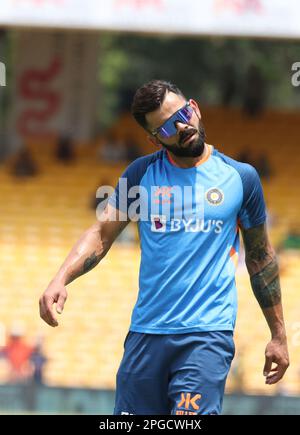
[{"xmin": 39, "ymin": 80, "xmax": 289, "ymax": 415}]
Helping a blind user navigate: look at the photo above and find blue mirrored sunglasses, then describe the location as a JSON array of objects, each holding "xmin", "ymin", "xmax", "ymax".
[{"xmin": 151, "ymin": 101, "xmax": 193, "ymax": 138}]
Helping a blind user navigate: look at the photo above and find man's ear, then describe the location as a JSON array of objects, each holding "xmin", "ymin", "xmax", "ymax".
[
  {"xmin": 147, "ymin": 134, "xmax": 162, "ymax": 149},
  {"xmin": 190, "ymin": 99, "xmax": 201, "ymax": 119}
]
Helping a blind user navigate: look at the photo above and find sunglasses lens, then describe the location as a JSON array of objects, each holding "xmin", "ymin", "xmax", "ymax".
[
  {"xmin": 159, "ymin": 122, "xmax": 177, "ymax": 138},
  {"xmin": 178, "ymin": 106, "xmax": 193, "ymax": 123},
  {"xmin": 157, "ymin": 104, "xmax": 193, "ymax": 138}
]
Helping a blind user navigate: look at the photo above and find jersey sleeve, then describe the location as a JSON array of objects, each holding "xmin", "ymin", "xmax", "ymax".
[
  {"xmin": 237, "ymin": 163, "xmax": 266, "ymax": 229},
  {"xmin": 109, "ymin": 160, "xmax": 140, "ymax": 214},
  {"xmin": 212, "ymin": 149, "xmax": 267, "ymax": 230},
  {"xmin": 109, "ymin": 151, "xmax": 163, "ymax": 215}
]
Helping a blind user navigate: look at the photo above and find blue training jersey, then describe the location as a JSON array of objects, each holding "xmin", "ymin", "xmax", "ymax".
[{"xmin": 109, "ymin": 145, "xmax": 266, "ymax": 334}]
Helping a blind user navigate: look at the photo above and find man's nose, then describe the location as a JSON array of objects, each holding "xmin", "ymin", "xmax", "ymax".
[{"xmin": 174, "ymin": 121, "xmax": 189, "ymax": 133}]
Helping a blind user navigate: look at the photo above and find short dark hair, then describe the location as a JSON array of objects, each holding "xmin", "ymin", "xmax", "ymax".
[{"xmin": 131, "ymin": 79, "xmax": 185, "ymax": 131}]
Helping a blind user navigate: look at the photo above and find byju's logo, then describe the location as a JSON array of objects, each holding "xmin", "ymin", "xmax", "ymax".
[
  {"xmin": 151, "ymin": 214, "xmax": 167, "ymax": 232},
  {"xmin": 0, "ymin": 62, "xmax": 6, "ymax": 86},
  {"xmin": 291, "ymin": 62, "xmax": 300, "ymax": 87}
]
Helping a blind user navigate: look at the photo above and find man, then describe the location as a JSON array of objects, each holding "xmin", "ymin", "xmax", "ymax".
[{"xmin": 39, "ymin": 80, "xmax": 289, "ymax": 415}]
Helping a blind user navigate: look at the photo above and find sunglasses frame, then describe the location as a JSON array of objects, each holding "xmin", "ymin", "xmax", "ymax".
[{"xmin": 151, "ymin": 100, "xmax": 193, "ymax": 138}]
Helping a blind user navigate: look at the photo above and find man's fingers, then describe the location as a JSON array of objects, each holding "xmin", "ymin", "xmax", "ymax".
[
  {"xmin": 266, "ymin": 376, "xmax": 280, "ymax": 385},
  {"xmin": 263, "ymin": 340, "xmax": 289, "ymax": 385},
  {"xmin": 266, "ymin": 368, "xmax": 284, "ymax": 384},
  {"xmin": 45, "ymin": 297, "xmax": 59, "ymax": 326},
  {"xmin": 39, "ymin": 296, "xmax": 58, "ymax": 327},
  {"xmin": 39, "ymin": 282, "xmax": 68, "ymax": 327},
  {"xmin": 56, "ymin": 293, "xmax": 67, "ymax": 314},
  {"xmin": 265, "ymin": 362, "xmax": 289, "ymax": 384},
  {"xmin": 263, "ymin": 354, "xmax": 273, "ymax": 376}
]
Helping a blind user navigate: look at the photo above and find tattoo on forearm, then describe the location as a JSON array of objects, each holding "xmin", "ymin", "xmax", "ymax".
[
  {"xmin": 83, "ymin": 252, "xmax": 101, "ymax": 274},
  {"xmin": 242, "ymin": 224, "xmax": 281, "ymax": 309},
  {"xmin": 243, "ymin": 225, "xmax": 269, "ymax": 264},
  {"xmin": 66, "ymin": 252, "xmax": 101, "ymax": 285},
  {"xmin": 250, "ymin": 259, "xmax": 281, "ymax": 308}
]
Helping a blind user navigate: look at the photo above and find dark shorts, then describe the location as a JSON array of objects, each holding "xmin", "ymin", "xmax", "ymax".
[{"xmin": 114, "ymin": 330, "xmax": 235, "ymax": 415}]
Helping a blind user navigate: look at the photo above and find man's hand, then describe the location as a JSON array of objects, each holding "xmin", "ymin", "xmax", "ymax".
[
  {"xmin": 39, "ymin": 280, "xmax": 68, "ymax": 327},
  {"xmin": 241, "ymin": 223, "xmax": 289, "ymax": 385},
  {"xmin": 263, "ymin": 336, "xmax": 289, "ymax": 385},
  {"xmin": 38, "ymin": 205, "xmax": 129, "ymax": 328}
]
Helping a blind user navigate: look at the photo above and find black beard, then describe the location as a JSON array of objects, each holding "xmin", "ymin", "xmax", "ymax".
[{"xmin": 161, "ymin": 123, "xmax": 206, "ymax": 158}]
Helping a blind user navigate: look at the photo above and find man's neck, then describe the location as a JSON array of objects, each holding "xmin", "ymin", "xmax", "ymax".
[{"xmin": 167, "ymin": 143, "xmax": 208, "ymax": 168}]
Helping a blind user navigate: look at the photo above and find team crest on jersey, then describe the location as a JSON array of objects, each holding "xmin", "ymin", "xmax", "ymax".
[
  {"xmin": 151, "ymin": 214, "xmax": 167, "ymax": 232},
  {"xmin": 205, "ymin": 188, "xmax": 224, "ymax": 206}
]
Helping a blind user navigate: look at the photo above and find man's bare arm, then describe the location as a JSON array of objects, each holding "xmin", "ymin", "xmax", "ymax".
[
  {"xmin": 241, "ymin": 223, "xmax": 289, "ymax": 384},
  {"xmin": 39, "ymin": 204, "xmax": 128, "ymax": 327}
]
